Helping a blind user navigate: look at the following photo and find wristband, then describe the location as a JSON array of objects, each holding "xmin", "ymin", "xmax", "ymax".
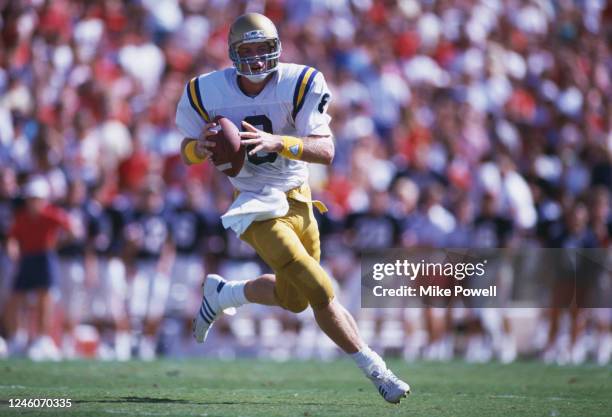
[
  {"xmin": 280, "ymin": 136, "xmax": 304, "ymax": 160},
  {"xmin": 184, "ymin": 140, "xmax": 207, "ymax": 164}
]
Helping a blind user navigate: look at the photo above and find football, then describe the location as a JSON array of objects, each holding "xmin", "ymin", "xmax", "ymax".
[{"xmin": 209, "ymin": 116, "xmax": 245, "ymax": 177}]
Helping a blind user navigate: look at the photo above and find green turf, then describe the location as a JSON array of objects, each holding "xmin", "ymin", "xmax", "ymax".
[{"xmin": 0, "ymin": 359, "xmax": 610, "ymax": 417}]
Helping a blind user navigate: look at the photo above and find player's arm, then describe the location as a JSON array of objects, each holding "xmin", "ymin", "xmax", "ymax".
[
  {"xmin": 240, "ymin": 123, "xmax": 334, "ymax": 165},
  {"xmin": 179, "ymin": 123, "xmax": 220, "ymax": 165},
  {"xmin": 300, "ymin": 134, "xmax": 334, "ymax": 165},
  {"xmin": 176, "ymin": 78, "xmax": 218, "ymax": 165}
]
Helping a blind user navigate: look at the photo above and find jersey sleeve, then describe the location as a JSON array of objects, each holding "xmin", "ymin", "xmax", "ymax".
[
  {"xmin": 176, "ymin": 92, "xmax": 203, "ymax": 138},
  {"xmin": 292, "ymin": 68, "xmax": 333, "ymax": 137},
  {"xmin": 175, "ymin": 77, "xmax": 212, "ymax": 139}
]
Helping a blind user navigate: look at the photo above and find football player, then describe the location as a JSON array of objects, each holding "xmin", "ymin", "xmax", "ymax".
[
  {"xmin": 123, "ymin": 182, "xmax": 175, "ymax": 361},
  {"xmin": 175, "ymin": 13, "xmax": 410, "ymax": 403},
  {"xmin": 57, "ymin": 179, "xmax": 91, "ymax": 358},
  {"xmin": 167, "ymin": 180, "xmax": 209, "ymax": 321},
  {"xmin": 87, "ymin": 182, "xmax": 132, "ymax": 360}
]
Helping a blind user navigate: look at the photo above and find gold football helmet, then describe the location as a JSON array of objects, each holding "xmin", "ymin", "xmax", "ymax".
[{"xmin": 228, "ymin": 13, "xmax": 282, "ymax": 81}]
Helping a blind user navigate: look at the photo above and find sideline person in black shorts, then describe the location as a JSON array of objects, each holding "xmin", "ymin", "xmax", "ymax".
[{"xmin": 5, "ymin": 176, "xmax": 78, "ymax": 359}]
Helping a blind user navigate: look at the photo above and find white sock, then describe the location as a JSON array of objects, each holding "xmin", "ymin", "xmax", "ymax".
[
  {"xmin": 351, "ymin": 345, "xmax": 386, "ymax": 375},
  {"xmin": 217, "ymin": 280, "xmax": 249, "ymax": 310}
]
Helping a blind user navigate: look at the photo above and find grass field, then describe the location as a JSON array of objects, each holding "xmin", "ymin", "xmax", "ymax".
[{"xmin": 0, "ymin": 359, "xmax": 610, "ymax": 417}]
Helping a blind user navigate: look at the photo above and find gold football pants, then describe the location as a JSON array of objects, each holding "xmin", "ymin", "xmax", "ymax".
[{"xmin": 240, "ymin": 184, "xmax": 334, "ymax": 312}]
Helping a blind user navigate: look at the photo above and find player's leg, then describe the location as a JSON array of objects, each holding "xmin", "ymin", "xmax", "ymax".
[
  {"xmin": 242, "ymin": 217, "xmax": 331, "ymax": 312},
  {"xmin": 253, "ymin": 213, "xmax": 409, "ymax": 403},
  {"xmin": 192, "ymin": 221, "xmax": 296, "ymax": 343},
  {"xmin": 193, "ymin": 202, "xmax": 410, "ymax": 402},
  {"xmin": 193, "ymin": 216, "xmax": 320, "ymax": 342},
  {"xmin": 339, "ymin": 298, "xmax": 362, "ymax": 340},
  {"xmin": 307, "ymin": 292, "xmax": 410, "ymax": 403},
  {"xmin": 297, "ymin": 215, "xmax": 362, "ymax": 353},
  {"xmin": 311, "ymin": 299, "xmax": 361, "ymax": 353},
  {"xmin": 244, "ymin": 273, "xmax": 278, "ymax": 306},
  {"xmin": 298, "ymin": 205, "xmax": 410, "ymax": 402}
]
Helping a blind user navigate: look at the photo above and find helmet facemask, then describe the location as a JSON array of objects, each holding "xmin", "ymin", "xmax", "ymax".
[{"xmin": 229, "ymin": 37, "xmax": 282, "ymax": 83}]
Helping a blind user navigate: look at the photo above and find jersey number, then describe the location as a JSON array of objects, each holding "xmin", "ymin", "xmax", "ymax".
[
  {"xmin": 244, "ymin": 115, "xmax": 277, "ymax": 165},
  {"xmin": 318, "ymin": 93, "xmax": 330, "ymax": 113}
]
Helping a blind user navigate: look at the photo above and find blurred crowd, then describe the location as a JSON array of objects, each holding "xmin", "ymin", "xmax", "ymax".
[{"xmin": 0, "ymin": 0, "xmax": 610, "ymax": 364}]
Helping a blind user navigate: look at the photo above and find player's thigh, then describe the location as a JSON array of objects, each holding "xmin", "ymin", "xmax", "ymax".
[
  {"xmin": 241, "ymin": 218, "xmax": 308, "ymax": 269},
  {"xmin": 242, "ymin": 211, "xmax": 334, "ymax": 310},
  {"xmin": 241, "ymin": 219, "xmax": 311, "ymax": 312}
]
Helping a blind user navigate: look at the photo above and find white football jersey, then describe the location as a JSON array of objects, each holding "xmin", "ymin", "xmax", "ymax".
[{"xmin": 175, "ymin": 63, "xmax": 332, "ymax": 193}]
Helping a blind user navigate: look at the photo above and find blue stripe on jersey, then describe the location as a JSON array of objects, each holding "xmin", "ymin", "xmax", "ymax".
[
  {"xmin": 186, "ymin": 77, "xmax": 211, "ymax": 122},
  {"xmin": 292, "ymin": 67, "xmax": 309, "ymax": 112},
  {"xmin": 193, "ymin": 77, "xmax": 210, "ymax": 122},
  {"xmin": 292, "ymin": 67, "xmax": 319, "ymax": 120}
]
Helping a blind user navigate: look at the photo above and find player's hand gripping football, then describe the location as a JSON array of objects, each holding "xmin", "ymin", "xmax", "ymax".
[
  {"xmin": 193, "ymin": 122, "xmax": 220, "ymax": 159},
  {"xmin": 239, "ymin": 121, "xmax": 283, "ymax": 156}
]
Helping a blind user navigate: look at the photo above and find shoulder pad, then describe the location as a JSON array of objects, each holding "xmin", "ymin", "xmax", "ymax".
[{"xmin": 184, "ymin": 70, "xmax": 230, "ymax": 123}]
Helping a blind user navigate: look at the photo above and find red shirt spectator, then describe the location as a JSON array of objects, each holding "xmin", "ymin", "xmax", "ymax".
[{"xmin": 9, "ymin": 204, "xmax": 71, "ymax": 255}]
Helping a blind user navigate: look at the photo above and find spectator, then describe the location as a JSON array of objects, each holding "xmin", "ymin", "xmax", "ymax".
[
  {"xmin": 123, "ymin": 181, "xmax": 175, "ymax": 360},
  {"xmin": 4, "ymin": 176, "xmax": 78, "ymax": 360}
]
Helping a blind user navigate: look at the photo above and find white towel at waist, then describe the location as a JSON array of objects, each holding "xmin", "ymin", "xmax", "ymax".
[{"xmin": 221, "ymin": 186, "xmax": 289, "ymax": 236}]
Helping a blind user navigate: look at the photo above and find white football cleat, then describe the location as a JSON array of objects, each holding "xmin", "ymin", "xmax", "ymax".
[
  {"xmin": 192, "ymin": 274, "xmax": 225, "ymax": 343},
  {"xmin": 367, "ymin": 366, "xmax": 411, "ymax": 404}
]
